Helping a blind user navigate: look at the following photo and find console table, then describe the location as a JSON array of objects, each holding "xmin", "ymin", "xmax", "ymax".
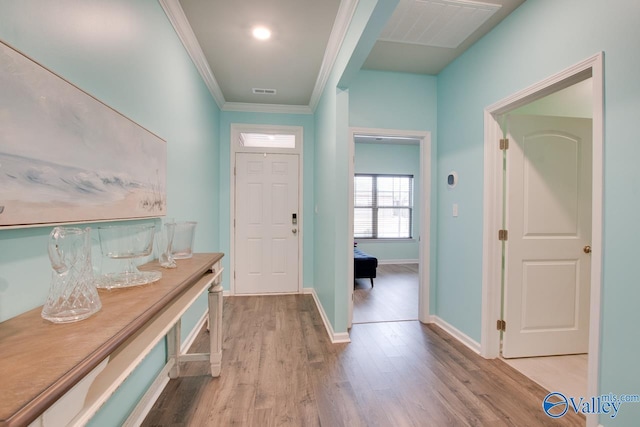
[{"xmin": 0, "ymin": 252, "xmax": 224, "ymax": 427}]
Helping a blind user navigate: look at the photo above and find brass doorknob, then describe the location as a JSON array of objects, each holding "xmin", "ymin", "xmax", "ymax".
[{"xmin": 583, "ymin": 245, "xmax": 592, "ymax": 254}]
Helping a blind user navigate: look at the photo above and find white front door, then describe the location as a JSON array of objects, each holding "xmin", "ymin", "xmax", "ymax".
[
  {"xmin": 502, "ymin": 115, "xmax": 592, "ymax": 358},
  {"xmin": 235, "ymin": 152, "xmax": 299, "ymax": 294}
]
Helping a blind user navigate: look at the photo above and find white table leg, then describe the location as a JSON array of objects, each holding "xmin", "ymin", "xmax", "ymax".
[{"xmin": 208, "ymin": 283, "xmax": 223, "ymax": 377}]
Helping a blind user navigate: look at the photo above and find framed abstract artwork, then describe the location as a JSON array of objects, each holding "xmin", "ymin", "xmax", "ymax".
[{"xmin": 0, "ymin": 40, "xmax": 166, "ymax": 227}]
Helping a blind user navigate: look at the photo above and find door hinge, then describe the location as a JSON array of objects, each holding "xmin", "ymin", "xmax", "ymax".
[
  {"xmin": 497, "ymin": 319, "xmax": 506, "ymax": 332},
  {"xmin": 499, "ymin": 138, "xmax": 509, "ymax": 150},
  {"xmin": 498, "ymin": 229, "xmax": 509, "ymax": 241}
]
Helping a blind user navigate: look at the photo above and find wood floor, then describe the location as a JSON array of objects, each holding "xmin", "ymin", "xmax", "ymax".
[
  {"xmin": 142, "ymin": 295, "xmax": 584, "ymax": 426},
  {"xmin": 355, "ymin": 264, "xmax": 586, "ymax": 399},
  {"xmin": 353, "ymin": 263, "xmax": 418, "ymax": 324}
]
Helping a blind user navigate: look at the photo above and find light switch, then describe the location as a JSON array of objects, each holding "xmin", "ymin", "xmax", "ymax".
[{"xmin": 453, "ymin": 203, "xmax": 459, "ymax": 217}]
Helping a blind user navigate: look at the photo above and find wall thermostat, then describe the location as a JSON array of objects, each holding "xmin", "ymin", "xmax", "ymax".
[{"xmin": 447, "ymin": 171, "xmax": 458, "ymax": 188}]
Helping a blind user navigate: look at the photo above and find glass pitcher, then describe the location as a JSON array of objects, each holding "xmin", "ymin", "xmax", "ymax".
[{"xmin": 41, "ymin": 227, "xmax": 102, "ymax": 323}]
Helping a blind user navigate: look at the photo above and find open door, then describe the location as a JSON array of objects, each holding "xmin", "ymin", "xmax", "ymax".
[{"xmin": 502, "ymin": 114, "xmax": 592, "ymax": 358}]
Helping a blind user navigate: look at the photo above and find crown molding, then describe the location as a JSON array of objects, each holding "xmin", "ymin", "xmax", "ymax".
[
  {"xmin": 308, "ymin": 0, "xmax": 360, "ymax": 112},
  {"xmin": 158, "ymin": 0, "xmax": 226, "ymax": 109},
  {"xmin": 223, "ymin": 102, "xmax": 313, "ymax": 115},
  {"xmin": 159, "ymin": 0, "xmax": 357, "ymax": 114}
]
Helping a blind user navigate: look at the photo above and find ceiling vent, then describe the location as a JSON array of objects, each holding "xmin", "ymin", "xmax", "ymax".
[
  {"xmin": 379, "ymin": 0, "xmax": 501, "ymax": 49},
  {"xmin": 252, "ymin": 88, "xmax": 277, "ymax": 95}
]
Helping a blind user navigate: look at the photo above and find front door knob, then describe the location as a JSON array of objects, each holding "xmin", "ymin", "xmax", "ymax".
[
  {"xmin": 292, "ymin": 228, "xmax": 297, "ymax": 234},
  {"xmin": 583, "ymin": 245, "xmax": 592, "ymax": 254}
]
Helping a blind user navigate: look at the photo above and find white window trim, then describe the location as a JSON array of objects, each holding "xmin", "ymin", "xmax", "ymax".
[{"xmin": 354, "ymin": 173, "xmax": 414, "ymax": 239}]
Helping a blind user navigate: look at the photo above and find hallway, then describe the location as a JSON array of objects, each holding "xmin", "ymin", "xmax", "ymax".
[{"xmin": 143, "ymin": 294, "xmax": 584, "ymax": 426}]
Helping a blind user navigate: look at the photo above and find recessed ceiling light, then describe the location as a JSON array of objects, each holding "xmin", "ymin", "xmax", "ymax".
[{"xmin": 252, "ymin": 26, "xmax": 271, "ymax": 41}]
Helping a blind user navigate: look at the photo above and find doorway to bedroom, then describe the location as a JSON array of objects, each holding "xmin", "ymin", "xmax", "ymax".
[
  {"xmin": 348, "ymin": 128, "xmax": 431, "ymax": 327},
  {"xmin": 481, "ymin": 54, "xmax": 603, "ymax": 406}
]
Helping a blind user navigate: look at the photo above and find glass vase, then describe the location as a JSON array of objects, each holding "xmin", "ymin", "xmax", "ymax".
[{"xmin": 42, "ymin": 227, "xmax": 102, "ymax": 323}]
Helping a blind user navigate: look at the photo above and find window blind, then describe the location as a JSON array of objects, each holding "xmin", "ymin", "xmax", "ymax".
[{"xmin": 354, "ymin": 174, "xmax": 413, "ymax": 239}]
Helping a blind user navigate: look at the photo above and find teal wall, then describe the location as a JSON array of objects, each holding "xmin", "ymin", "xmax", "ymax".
[
  {"xmin": 218, "ymin": 111, "xmax": 315, "ymax": 290},
  {"xmin": 313, "ymin": 85, "xmax": 339, "ymax": 329},
  {"xmin": 437, "ymin": 0, "xmax": 640, "ymax": 424},
  {"xmin": 313, "ymin": 0, "xmax": 398, "ymax": 334},
  {"xmin": 349, "ymin": 69, "xmax": 437, "ymax": 311},
  {"xmin": 354, "ymin": 142, "xmax": 420, "ymax": 261},
  {"xmin": 349, "ymin": 69, "xmax": 437, "ymax": 130},
  {"xmin": 512, "ymin": 78, "xmax": 593, "ymax": 119},
  {"xmin": 0, "ymin": 0, "xmax": 221, "ymax": 424}
]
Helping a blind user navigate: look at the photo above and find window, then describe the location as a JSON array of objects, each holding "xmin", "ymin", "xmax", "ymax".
[
  {"xmin": 240, "ymin": 132, "xmax": 296, "ymax": 149},
  {"xmin": 354, "ymin": 174, "xmax": 413, "ymax": 239}
]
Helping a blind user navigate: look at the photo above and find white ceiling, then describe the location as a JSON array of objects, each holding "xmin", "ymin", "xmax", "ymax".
[
  {"xmin": 379, "ymin": 0, "xmax": 502, "ymax": 49},
  {"xmin": 161, "ymin": 0, "xmax": 525, "ymax": 112},
  {"xmin": 364, "ymin": 0, "xmax": 525, "ymax": 74}
]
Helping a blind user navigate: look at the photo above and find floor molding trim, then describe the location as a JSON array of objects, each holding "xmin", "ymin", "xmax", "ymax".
[
  {"xmin": 305, "ymin": 288, "xmax": 351, "ymax": 344},
  {"xmin": 123, "ymin": 310, "xmax": 208, "ymax": 426},
  {"xmin": 432, "ymin": 315, "xmax": 481, "ymax": 355},
  {"xmin": 122, "ymin": 360, "xmax": 174, "ymax": 427}
]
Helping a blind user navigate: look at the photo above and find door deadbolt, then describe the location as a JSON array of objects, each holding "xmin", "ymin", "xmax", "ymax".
[{"xmin": 292, "ymin": 228, "xmax": 297, "ymax": 234}]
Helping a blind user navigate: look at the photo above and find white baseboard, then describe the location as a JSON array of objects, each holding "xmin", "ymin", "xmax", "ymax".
[
  {"xmin": 123, "ymin": 310, "xmax": 209, "ymax": 426},
  {"xmin": 377, "ymin": 259, "xmax": 419, "ymax": 265},
  {"xmin": 304, "ymin": 288, "xmax": 351, "ymax": 344},
  {"xmin": 122, "ymin": 360, "xmax": 174, "ymax": 427},
  {"xmin": 431, "ymin": 315, "xmax": 481, "ymax": 355}
]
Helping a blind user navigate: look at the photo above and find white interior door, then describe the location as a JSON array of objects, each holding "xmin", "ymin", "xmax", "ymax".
[
  {"xmin": 235, "ymin": 153, "xmax": 299, "ymax": 294},
  {"xmin": 502, "ymin": 115, "xmax": 592, "ymax": 358}
]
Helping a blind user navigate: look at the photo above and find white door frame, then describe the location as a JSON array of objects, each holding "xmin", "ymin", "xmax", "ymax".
[
  {"xmin": 481, "ymin": 53, "xmax": 603, "ymax": 426},
  {"xmin": 348, "ymin": 127, "xmax": 432, "ymax": 328},
  {"xmin": 229, "ymin": 123, "xmax": 304, "ymax": 295}
]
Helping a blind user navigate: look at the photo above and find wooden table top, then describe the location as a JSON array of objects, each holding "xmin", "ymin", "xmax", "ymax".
[{"xmin": 0, "ymin": 253, "xmax": 223, "ymax": 427}]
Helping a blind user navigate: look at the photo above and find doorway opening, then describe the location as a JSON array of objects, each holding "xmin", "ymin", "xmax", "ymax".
[
  {"xmin": 481, "ymin": 53, "xmax": 603, "ymax": 426},
  {"xmin": 501, "ymin": 108, "xmax": 593, "ymax": 398},
  {"xmin": 348, "ymin": 128, "xmax": 431, "ymax": 329}
]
